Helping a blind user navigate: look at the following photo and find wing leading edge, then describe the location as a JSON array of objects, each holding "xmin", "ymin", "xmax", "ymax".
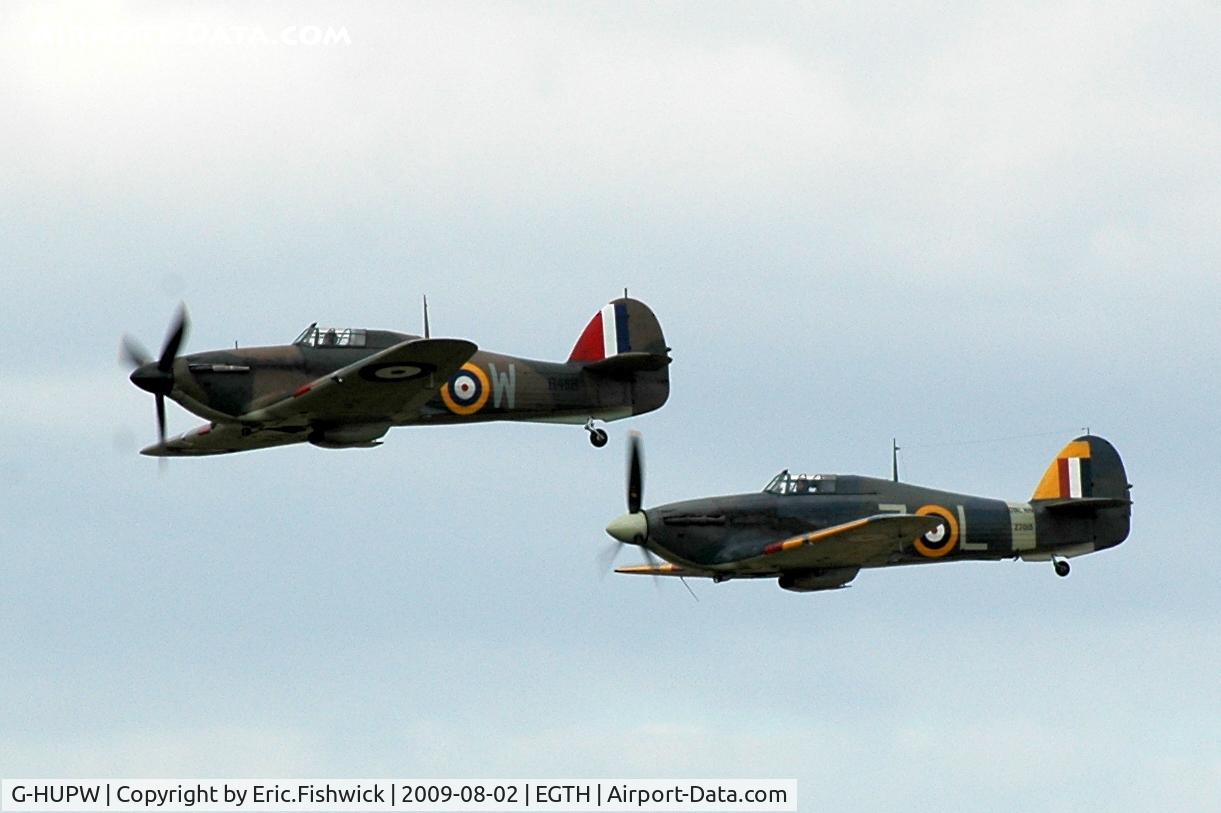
[
  {"xmin": 751, "ymin": 513, "xmax": 944, "ymax": 568},
  {"xmin": 614, "ymin": 514, "xmax": 945, "ymax": 579}
]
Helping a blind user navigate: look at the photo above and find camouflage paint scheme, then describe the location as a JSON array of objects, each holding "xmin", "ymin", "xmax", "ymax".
[
  {"xmin": 130, "ymin": 298, "xmax": 670, "ymax": 456},
  {"xmin": 606, "ymin": 436, "xmax": 1131, "ymax": 592}
]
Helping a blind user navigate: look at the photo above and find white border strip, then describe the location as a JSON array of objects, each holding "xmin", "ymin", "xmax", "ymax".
[
  {"xmin": 1067, "ymin": 456, "xmax": 1082, "ymax": 498},
  {"xmin": 2, "ymin": 780, "xmax": 796, "ymax": 813},
  {"xmin": 600, "ymin": 304, "xmax": 618, "ymax": 359}
]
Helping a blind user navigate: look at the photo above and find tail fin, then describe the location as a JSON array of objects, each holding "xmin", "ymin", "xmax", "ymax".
[
  {"xmin": 568, "ymin": 298, "xmax": 668, "ymax": 366},
  {"xmin": 1032, "ymin": 435, "xmax": 1130, "ymax": 503},
  {"xmin": 1031, "ymin": 434, "xmax": 1132, "ymax": 550}
]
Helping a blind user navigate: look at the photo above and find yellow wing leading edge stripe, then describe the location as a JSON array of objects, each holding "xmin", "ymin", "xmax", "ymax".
[
  {"xmin": 762, "ymin": 518, "xmax": 872, "ymax": 555},
  {"xmin": 615, "ymin": 563, "xmax": 689, "ymax": 576}
]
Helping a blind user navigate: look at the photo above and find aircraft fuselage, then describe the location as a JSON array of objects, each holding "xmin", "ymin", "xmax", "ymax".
[
  {"xmin": 167, "ymin": 336, "xmax": 668, "ymax": 429},
  {"xmin": 639, "ymin": 475, "xmax": 1129, "ymax": 576}
]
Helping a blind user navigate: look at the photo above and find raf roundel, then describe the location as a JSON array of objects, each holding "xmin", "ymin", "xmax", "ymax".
[
  {"xmin": 441, "ymin": 362, "xmax": 491, "ymax": 415},
  {"xmin": 359, "ymin": 361, "xmax": 436, "ymax": 383},
  {"xmin": 913, "ymin": 504, "xmax": 959, "ymax": 558}
]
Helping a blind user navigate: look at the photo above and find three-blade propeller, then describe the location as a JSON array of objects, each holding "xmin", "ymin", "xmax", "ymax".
[
  {"xmin": 122, "ymin": 304, "xmax": 189, "ymax": 452},
  {"xmin": 603, "ymin": 431, "xmax": 661, "ymax": 573}
]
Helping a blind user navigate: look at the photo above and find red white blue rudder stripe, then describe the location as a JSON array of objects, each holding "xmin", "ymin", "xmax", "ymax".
[{"xmin": 569, "ymin": 301, "xmax": 630, "ymax": 362}]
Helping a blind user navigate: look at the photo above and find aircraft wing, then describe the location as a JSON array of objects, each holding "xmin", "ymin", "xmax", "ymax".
[
  {"xmin": 242, "ymin": 338, "xmax": 477, "ymax": 424},
  {"xmin": 615, "ymin": 562, "xmax": 717, "ymax": 578},
  {"xmin": 732, "ymin": 513, "xmax": 945, "ymax": 570},
  {"xmin": 141, "ymin": 421, "xmax": 309, "ymax": 456}
]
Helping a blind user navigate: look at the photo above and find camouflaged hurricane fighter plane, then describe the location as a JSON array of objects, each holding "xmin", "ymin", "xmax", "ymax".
[
  {"xmin": 122, "ymin": 297, "xmax": 670, "ymax": 456},
  {"xmin": 604, "ymin": 433, "xmax": 1131, "ymax": 592}
]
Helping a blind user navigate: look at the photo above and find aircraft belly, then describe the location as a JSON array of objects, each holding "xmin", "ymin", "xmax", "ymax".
[
  {"xmin": 524, "ymin": 407, "xmax": 634, "ymax": 424},
  {"xmin": 396, "ymin": 407, "xmax": 634, "ymax": 426},
  {"xmin": 1020, "ymin": 542, "xmax": 1096, "ymax": 562}
]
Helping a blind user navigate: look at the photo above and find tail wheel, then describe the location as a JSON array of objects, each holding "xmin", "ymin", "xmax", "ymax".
[
  {"xmin": 590, "ymin": 428, "xmax": 609, "ymax": 448},
  {"xmin": 1054, "ymin": 559, "xmax": 1070, "ymax": 577}
]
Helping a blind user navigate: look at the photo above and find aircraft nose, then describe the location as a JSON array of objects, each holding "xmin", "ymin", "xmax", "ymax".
[
  {"xmin": 129, "ymin": 362, "xmax": 173, "ymax": 395},
  {"xmin": 605, "ymin": 512, "xmax": 647, "ymax": 544}
]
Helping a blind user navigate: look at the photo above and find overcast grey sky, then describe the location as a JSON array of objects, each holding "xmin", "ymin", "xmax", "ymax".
[{"xmin": 1, "ymin": 2, "xmax": 1218, "ymax": 810}]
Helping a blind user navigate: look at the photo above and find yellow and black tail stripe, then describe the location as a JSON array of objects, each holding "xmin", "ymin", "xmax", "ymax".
[{"xmin": 1033, "ymin": 439, "xmax": 1093, "ymax": 500}]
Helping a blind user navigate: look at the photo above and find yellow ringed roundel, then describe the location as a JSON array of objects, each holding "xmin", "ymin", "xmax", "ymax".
[
  {"xmin": 441, "ymin": 363, "xmax": 491, "ymax": 416},
  {"xmin": 913, "ymin": 504, "xmax": 959, "ymax": 558}
]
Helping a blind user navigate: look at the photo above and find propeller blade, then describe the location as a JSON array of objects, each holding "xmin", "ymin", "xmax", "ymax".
[
  {"xmin": 602, "ymin": 432, "xmax": 659, "ymax": 584},
  {"xmin": 121, "ymin": 336, "xmax": 152, "ymax": 368},
  {"xmin": 627, "ymin": 430, "xmax": 643, "ymax": 514},
  {"xmin": 597, "ymin": 542, "xmax": 624, "ymax": 576},
  {"xmin": 158, "ymin": 304, "xmax": 189, "ymax": 372},
  {"xmin": 640, "ymin": 546, "xmax": 662, "ymax": 590},
  {"xmin": 155, "ymin": 393, "xmax": 166, "ymax": 446}
]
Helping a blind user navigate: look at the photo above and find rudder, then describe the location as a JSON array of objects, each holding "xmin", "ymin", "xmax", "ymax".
[
  {"xmin": 568, "ymin": 298, "xmax": 667, "ymax": 363},
  {"xmin": 1031, "ymin": 434, "xmax": 1131, "ymax": 549}
]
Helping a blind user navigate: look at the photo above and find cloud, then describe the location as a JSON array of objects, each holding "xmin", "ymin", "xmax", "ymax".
[{"xmin": 6, "ymin": 2, "xmax": 1215, "ymax": 234}]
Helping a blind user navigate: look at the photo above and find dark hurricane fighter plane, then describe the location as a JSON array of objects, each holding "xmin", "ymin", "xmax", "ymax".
[
  {"xmin": 605, "ymin": 434, "xmax": 1130, "ymax": 592},
  {"xmin": 122, "ymin": 297, "xmax": 670, "ymax": 456}
]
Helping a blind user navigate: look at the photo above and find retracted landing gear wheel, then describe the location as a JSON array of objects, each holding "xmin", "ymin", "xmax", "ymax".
[
  {"xmin": 1054, "ymin": 559, "xmax": 1070, "ymax": 578},
  {"xmin": 590, "ymin": 428, "xmax": 609, "ymax": 448}
]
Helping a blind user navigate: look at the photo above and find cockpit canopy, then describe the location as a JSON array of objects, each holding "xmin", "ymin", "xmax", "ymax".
[
  {"xmin": 293, "ymin": 323, "xmax": 368, "ymax": 349},
  {"xmin": 763, "ymin": 470, "xmax": 837, "ymax": 495}
]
